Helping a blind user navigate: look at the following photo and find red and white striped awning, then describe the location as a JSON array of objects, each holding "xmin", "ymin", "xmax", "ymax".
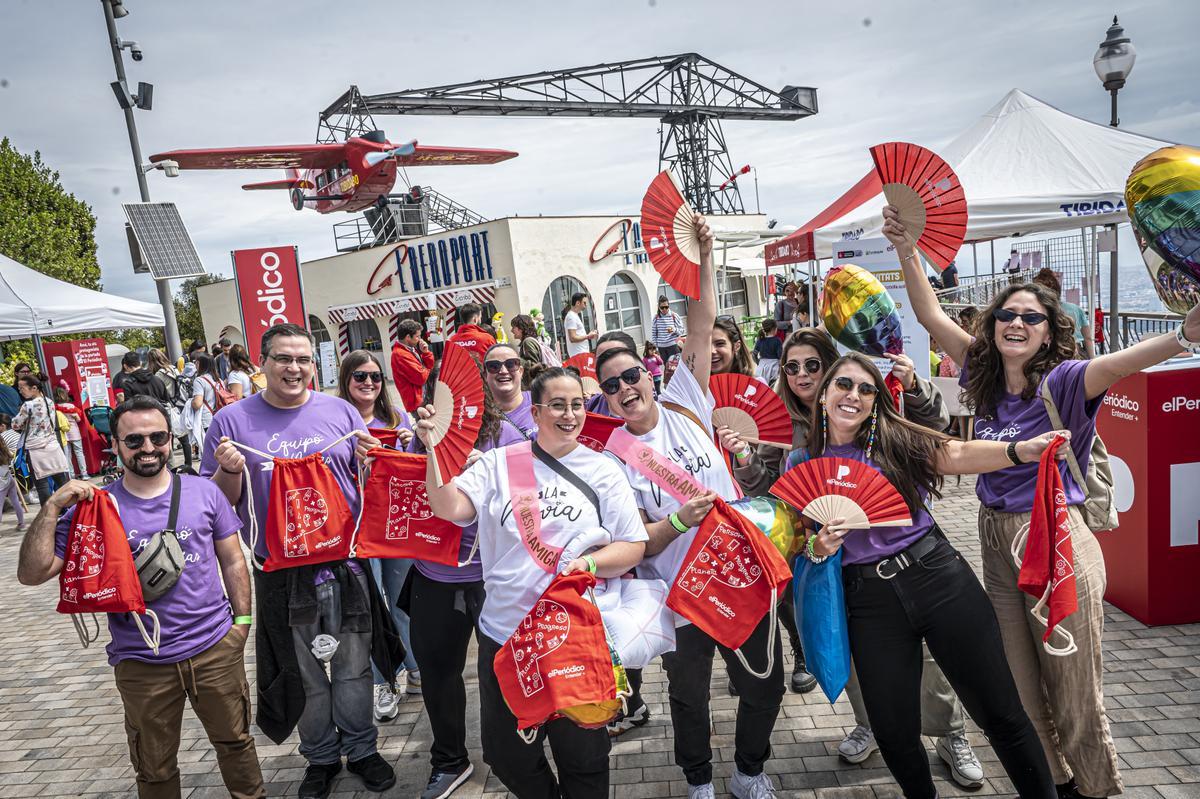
[
  {"xmin": 434, "ymin": 283, "xmax": 497, "ymax": 311},
  {"xmin": 327, "ymin": 294, "xmax": 432, "ymax": 324}
]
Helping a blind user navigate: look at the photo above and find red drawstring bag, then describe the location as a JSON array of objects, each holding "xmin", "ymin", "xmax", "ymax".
[
  {"xmin": 349, "ymin": 449, "xmax": 469, "ymax": 565},
  {"xmin": 667, "ymin": 496, "xmax": 791, "ymax": 677},
  {"xmin": 494, "ymin": 572, "xmax": 621, "ymax": 736},
  {"xmin": 57, "ymin": 490, "xmax": 160, "ymax": 653},
  {"xmin": 369, "ymin": 427, "xmax": 400, "ymax": 448},
  {"xmin": 232, "ymin": 434, "xmax": 359, "ymax": 572},
  {"xmin": 1014, "ymin": 435, "xmax": 1078, "ymax": 656}
]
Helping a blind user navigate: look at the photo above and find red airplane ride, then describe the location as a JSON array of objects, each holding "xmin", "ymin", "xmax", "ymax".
[{"xmin": 148, "ymin": 130, "xmax": 517, "ymax": 213}]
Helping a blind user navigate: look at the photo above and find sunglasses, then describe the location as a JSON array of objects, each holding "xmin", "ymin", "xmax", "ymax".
[
  {"xmin": 484, "ymin": 358, "xmax": 522, "ymax": 374},
  {"xmin": 993, "ymin": 307, "xmax": 1048, "ymax": 326},
  {"xmin": 120, "ymin": 431, "xmax": 171, "ymax": 449},
  {"xmin": 599, "ymin": 366, "xmax": 647, "ymax": 395},
  {"xmin": 783, "ymin": 357, "xmax": 823, "ymax": 377},
  {"xmin": 351, "ymin": 371, "xmax": 383, "ymax": 384},
  {"xmin": 831, "ymin": 376, "xmax": 879, "ymax": 398}
]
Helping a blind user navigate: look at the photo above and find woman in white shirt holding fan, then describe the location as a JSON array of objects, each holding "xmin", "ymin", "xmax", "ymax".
[{"xmin": 596, "ymin": 205, "xmax": 783, "ymax": 799}]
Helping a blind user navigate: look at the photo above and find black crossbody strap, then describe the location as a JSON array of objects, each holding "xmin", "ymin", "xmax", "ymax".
[
  {"xmin": 531, "ymin": 441, "xmax": 603, "ymax": 527},
  {"xmin": 165, "ymin": 472, "xmax": 182, "ymax": 534}
]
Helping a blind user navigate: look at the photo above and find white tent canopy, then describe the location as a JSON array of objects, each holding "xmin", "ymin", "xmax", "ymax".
[
  {"xmin": 805, "ymin": 89, "xmax": 1175, "ymax": 260},
  {"xmin": 0, "ymin": 252, "xmax": 165, "ymax": 341}
]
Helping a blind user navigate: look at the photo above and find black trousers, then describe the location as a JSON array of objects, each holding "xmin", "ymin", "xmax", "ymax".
[
  {"xmin": 660, "ymin": 615, "xmax": 784, "ymax": 786},
  {"xmin": 407, "ymin": 569, "xmax": 485, "ymax": 773},
  {"xmin": 844, "ymin": 535, "xmax": 1055, "ymax": 799},
  {"xmin": 33, "ymin": 471, "xmax": 68, "ymax": 505},
  {"xmin": 477, "ymin": 633, "xmax": 611, "ymax": 799}
]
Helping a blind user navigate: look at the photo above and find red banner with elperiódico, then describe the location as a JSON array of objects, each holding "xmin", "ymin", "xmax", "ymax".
[{"xmin": 232, "ymin": 246, "xmax": 307, "ymax": 363}]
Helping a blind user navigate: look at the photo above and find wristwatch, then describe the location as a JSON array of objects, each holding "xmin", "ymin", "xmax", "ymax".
[
  {"xmin": 1177, "ymin": 326, "xmax": 1200, "ymax": 354},
  {"xmin": 1006, "ymin": 440, "xmax": 1024, "ymax": 466}
]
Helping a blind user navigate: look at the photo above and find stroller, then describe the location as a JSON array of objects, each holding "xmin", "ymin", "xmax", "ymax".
[{"xmin": 84, "ymin": 406, "xmax": 122, "ymax": 485}]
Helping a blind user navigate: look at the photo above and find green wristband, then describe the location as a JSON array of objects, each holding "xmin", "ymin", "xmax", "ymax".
[
  {"xmin": 583, "ymin": 555, "xmax": 597, "ymax": 575},
  {"xmin": 233, "ymin": 616, "xmax": 253, "ymax": 626},
  {"xmin": 668, "ymin": 512, "xmax": 690, "ymax": 534}
]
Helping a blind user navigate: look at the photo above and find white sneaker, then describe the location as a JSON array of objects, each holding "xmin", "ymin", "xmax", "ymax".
[
  {"xmin": 837, "ymin": 725, "xmax": 878, "ymax": 764},
  {"xmin": 936, "ymin": 732, "xmax": 984, "ymax": 788},
  {"xmin": 406, "ymin": 669, "xmax": 423, "ymax": 695},
  {"xmin": 730, "ymin": 770, "xmax": 776, "ymax": 799},
  {"xmin": 606, "ymin": 702, "xmax": 650, "ymax": 737},
  {"xmin": 686, "ymin": 783, "xmax": 715, "ymax": 799},
  {"xmin": 373, "ymin": 682, "xmax": 399, "ymax": 721}
]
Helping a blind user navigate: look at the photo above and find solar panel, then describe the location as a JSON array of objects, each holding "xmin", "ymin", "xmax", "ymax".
[{"xmin": 121, "ymin": 202, "xmax": 206, "ymax": 280}]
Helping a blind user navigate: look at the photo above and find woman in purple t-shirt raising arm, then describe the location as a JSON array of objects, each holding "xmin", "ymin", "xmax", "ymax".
[{"xmin": 886, "ymin": 206, "xmax": 1200, "ymax": 799}]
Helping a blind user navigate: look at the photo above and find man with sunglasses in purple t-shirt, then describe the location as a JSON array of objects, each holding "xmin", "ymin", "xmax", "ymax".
[{"xmin": 18, "ymin": 396, "xmax": 264, "ymax": 798}]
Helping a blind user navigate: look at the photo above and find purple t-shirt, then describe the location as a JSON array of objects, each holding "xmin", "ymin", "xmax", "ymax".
[
  {"xmin": 413, "ymin": 393, "xmax": 535, "ymax": 583},
  {"xmin": 55, "ymin": 475, "xmax": 242, "ymax": 665},
  {"xmin": 962, "ymin": 359, "xmax": 1102, "ymax": 513},
  {"xmin": 200, "ymin": 392, "xmax": 366, "ymax": 563},
  {"xmin": 782, "ymin": 444, "xmax": 934, "ymax": 565}
]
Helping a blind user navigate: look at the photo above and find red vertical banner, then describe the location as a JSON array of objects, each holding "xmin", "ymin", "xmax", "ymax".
[{"xmin": 231, "ymin": 246, "xmax": 307, "ymax": 363}]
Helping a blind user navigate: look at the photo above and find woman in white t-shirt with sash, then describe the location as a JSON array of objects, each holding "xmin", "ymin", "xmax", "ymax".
[
  {"xmin": 597, "ymin": 213, "xmax": 783, "ymax": 799},
  {"xmin": 417, "ymin": 366, "xmax": 647, "ymax": 799}
]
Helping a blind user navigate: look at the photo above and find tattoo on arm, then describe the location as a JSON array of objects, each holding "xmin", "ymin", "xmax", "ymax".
[{"xmin": 684, "ymin": 353, "xmax": 696, "ymax": 372}]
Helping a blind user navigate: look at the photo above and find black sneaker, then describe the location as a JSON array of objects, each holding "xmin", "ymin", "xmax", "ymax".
[
  {"xmin": 421, "ymin": 763, "xmax": 475, "ymax": 799},
  {"xmin": 298, "ymin": 761, "xmax": 341, "ymax": 799},
  {"xmin": 790, "ymin": 662, "xmax": 818, "ymax": 694},
  {"xmin": 347, "ymin": 752, "xmax": 396, "ymax": 793}
]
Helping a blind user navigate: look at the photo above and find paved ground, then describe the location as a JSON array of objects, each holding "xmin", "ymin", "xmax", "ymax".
[{"xmin": 1, "ymin": 476, "xmax": 1198, "ymax": 798}]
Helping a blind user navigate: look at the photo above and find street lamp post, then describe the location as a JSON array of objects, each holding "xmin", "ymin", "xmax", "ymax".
[
  {"xmin": 100, "ymin": 0, "xmax": 183, "ymax": 361},
  {"xmin": 1094, "ymin": 15, "xmax": 1136, "ymax": 352}
]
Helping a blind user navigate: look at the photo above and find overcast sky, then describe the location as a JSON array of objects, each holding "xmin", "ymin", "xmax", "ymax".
[{"xmin": 2, "ymin": 0, "xmax": 1198, "ymax": 305}]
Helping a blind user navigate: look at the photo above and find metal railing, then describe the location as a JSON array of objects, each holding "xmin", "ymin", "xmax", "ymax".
[
  {"xmin": 1117, "ymin": 311, "xmax": 1182, "ymax": 348},
  {"xmin": 331, "ymin": 187, "xmax": 489, "ymax": 252}
]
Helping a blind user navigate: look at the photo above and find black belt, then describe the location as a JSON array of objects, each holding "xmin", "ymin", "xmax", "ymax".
[{"xmin": 844, "ymin": 528, "xmax": 945, "ymax": 581}]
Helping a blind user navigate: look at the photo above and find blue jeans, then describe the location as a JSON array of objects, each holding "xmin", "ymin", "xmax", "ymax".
[
  {"xmin": 291, "ymin": 570, "xmax": 377, "ymax": 764},
  {"xmin": 369, "ymin": 558, "xmax": 418, "ymax": 680}
]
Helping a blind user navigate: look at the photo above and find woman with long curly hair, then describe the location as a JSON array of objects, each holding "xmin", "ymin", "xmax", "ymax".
[
  {"xmin": 888, "ymin": 205, "xmax": 1200, "ymax": 799},
  {"xmin": 798, "ymin": 352, "xmax": 1065, "ymax": 798}
]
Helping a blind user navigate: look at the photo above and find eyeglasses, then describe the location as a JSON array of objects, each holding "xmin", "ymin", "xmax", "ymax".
[
  {"xmin": 120, "ymin": 431, "xmax": 171, "ymax": 449},
  {"xmin": 484, "ymin": 358, "xmax": 522, "ymax": 374},
  {"xmin": 599, "ymin": 366, "xmax": 647, "ymax": 395},
  {"xmin": 993, "ymin": 308, "xmax": 1048, "ymax": 326},
  {"xmin": 535, "ymin": 400, "xmax": 585, "ymax": 415},
  {"xmin": 268, "ymin": 354, "xmax": 314, "ymax": 367},
  {"xmin": 351, "ymin": 371, "xmax": 383, "ymax": 384},
  {"xmin": 831, "ymin": 376, "xmax": 879, "ymax": 398},
  {"xmin": 783, "ymin": 358, "xmax": 823, "ymax": 377}
]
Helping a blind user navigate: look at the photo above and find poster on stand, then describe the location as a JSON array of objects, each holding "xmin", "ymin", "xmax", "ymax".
[
  {"xmin": 831, "ymin": 237, "xmax": 931, "ymax": 380},
  {"xmin": 318, "ymin": 341, "xmax": 338, "ymax": 389}
]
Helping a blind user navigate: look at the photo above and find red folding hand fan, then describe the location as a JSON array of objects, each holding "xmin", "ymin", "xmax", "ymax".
[
  {"xmin": 641, "ymin": 170, "xmax": 702, "ymax": 299},
  {"xmin": 578, "ymin": 412, "xmax": 624, "ymax": 453},
  {"xmin": 870, "ymin": 142, "xmax": 967, "ymax": 269},
  {"xmin": 428, "ymin": 342, "xmax": 485, "ymax": 486},
  {"xmin": 709, "ymin": 373, "xmax": 792, "ymax": 447},
  {"xmin": 564, "ymin": 353, "xmax": 600, "ymax": 395},
  {"xmin": 770, "ymin": 456, "xmax": 912, "ymax": 529}
]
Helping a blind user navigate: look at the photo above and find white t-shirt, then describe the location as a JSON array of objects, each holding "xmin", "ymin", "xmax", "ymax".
[
  {"xmin": 454, "ymin": 443, "xmax": 647, "ymax": 644},
  {"xmin": 608, "ymin": 365, "xmax": 738, "ymax": 585},
  {"xmin": 227, "ymin": 369, "xmax": 252, "ymax": 396},
  {"xmin": 563, "ymin": 310, "xmax": 589, "ymax": 357}
]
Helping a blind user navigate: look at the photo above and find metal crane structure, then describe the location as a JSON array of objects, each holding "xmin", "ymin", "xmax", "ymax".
[{"xmin": 319, "ymin": 53, "xmax": 818, "ymax": 215}]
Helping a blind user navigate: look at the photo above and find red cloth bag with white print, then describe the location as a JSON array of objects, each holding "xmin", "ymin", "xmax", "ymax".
[
  {"xmin": 349, "ymin": 448, "xmax": 466, "ymax": 565},
  {"xmin": 57, "ymin": 489, "xmax": 160, "ymax": 653},
  {"xmin": 493, "ymin": 572, "xmax": 618, "ymax": 734},
  {"xmin": 666, "ymin": 496, "xmax": 791, "ymax": 675},
  {"xmin": 259, "ymin": 452, "xmax": 354, "ymax": 571}
]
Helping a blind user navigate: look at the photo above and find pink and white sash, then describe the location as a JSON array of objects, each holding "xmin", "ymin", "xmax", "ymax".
[
  {"xmin": 605, "ymin": 427, "xmax": 711, "ymax": 505},
  {"xmin": 504, "ymin": 441, "xmax": 563, "ymax": 574}
]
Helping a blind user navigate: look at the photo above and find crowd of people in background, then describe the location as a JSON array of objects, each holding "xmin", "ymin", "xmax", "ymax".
[{"xmin": 7, "ymin": 221, "xmax": 1198, "ymax": 799}]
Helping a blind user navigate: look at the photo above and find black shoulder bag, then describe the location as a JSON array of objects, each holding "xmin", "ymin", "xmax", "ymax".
[{"xmin": 133, "ymin": 472, "xmax": 185, "ymax": 602}]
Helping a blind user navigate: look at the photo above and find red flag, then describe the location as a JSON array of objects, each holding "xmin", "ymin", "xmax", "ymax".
[{"xmin": 1017, "ymin": 435, "xmax": 1078, "ymax": 654}]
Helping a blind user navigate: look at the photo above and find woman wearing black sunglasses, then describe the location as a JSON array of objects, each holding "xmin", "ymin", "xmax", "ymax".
[{"xmin": 887, "ymin": 205, "xmax": 1200, "ymax": 799}]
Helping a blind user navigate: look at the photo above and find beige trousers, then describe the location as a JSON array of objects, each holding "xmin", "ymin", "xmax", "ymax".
[
  {"xmin": 979, "ymin": 504, "xmax": 1122, "ymax": 797},
  {"xmin": 846, "ymin": 644, "xmax": 964, "ymax": 737}
]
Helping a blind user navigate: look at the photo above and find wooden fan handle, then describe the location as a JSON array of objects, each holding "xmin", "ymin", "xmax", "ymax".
[
  {"xmin": 743, "ymin": 437, "xmax": 793, "ymax": 449},
  {"xmin": 428, "ymin": 447, "xmax": 444, "ymax": 489}
]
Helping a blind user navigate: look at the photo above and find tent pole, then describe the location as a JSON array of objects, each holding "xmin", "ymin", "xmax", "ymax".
[
  {"xmin": 971, "ymin": 242, "xmax": 978, "ymax": 279},
  {"xmin": 1109, "ymin": 223, "xmax": 1120, "ymax": 351},
  {"xmin": 990, "ymin": 240, "xmax": 995, "ymax": 279}
]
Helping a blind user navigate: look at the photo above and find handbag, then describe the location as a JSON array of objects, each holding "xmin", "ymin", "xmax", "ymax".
[
  {"xmin": 793, "ymin": 549, "xmax": 851, "ymax": 702},
  {"xmin": 132, "ymin": 472, "xmax": 186, "ymax": 602}
]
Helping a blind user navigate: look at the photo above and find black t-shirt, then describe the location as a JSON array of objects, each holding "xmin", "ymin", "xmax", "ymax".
[
  {"xmin": 115, "ymin": 369, "xmax": 171, "ymax": 404},
  {"xmin": 754, "ymin": 336, "xmax": 783, "ymax": 361}
]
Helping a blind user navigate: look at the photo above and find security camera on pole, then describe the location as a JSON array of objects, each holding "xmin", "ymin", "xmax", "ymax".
[{"xmin": 100, "ymin": 0, "xmax": 183, "ymax": 361}]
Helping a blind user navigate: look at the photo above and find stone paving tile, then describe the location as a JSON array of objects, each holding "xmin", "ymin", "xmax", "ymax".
[{"xmin": 3, "ymin": 475, "xmax": 1198, "ymax": 797}]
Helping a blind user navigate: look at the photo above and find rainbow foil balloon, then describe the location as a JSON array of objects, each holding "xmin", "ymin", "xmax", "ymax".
[
  {"xmin": 1125, "ymin": 145, "xmax": 1200, "ymax": 315},
  {"xmin": 729, "ymin": 496, "xmax": 803, "ymax": 562},
  {"xmin": 821, "ymin": 264, "xmax": 904, "ymax": 356}
]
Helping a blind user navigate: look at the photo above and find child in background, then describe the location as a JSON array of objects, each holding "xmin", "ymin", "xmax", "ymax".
[
  {"xmin": 753, "ymin": 318, "xmax": 783, "ymax": 384},
  {"xmin": 53, "ymin": 387, "xmax": 87, "ymax": 480},
  {"xmin": 0, "ymin": 436, "xmax": 23, "ymax": 531},
  {"xmin": 643, "ymin": 341, "xmax": 664, "ymax": 395}
]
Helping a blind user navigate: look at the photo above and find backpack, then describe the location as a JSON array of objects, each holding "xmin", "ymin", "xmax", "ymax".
[
  {"xmin": 174, "ymin": 372, "xmax": 194, "ymax": 410},
  {"xmin": 536, "ymin": 339, "xmax": 562, "ymax": 368},
  {"xmin": 201, "ymin": 376, "xmax": 236, "ymax": 412},
  {"xmin": 1039, "ymin": 380, "xmax": 1118, "ymax": 531}
]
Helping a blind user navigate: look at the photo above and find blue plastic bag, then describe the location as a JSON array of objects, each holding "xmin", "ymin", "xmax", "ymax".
[{"xmin": 792, "ymin": 549, "xmax": 851, "ymax": 703}]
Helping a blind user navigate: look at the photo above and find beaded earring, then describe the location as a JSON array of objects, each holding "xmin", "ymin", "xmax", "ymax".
[
  {"xmin": 819, "ymin": 395, "xmax": 828, "ymax": 442},
  {"xmin": 865, "ymin": 405, "xmax": 878, "ymax": 460}
]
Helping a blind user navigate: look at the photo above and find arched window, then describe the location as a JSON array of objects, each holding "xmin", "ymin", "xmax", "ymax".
[
  {"xmin": 308, "ymin": 315, "xmax": 332, "ymax": 347},
  {"xmin": 604, "ymin": 272, "xmax": 645, "ymax": 348},
  {"xmin": 541, "ymin": 276, "xmax": 594, "ymax": 356},
  {"xmin": 346, "ymin": 319, "xmax": 384, "ymax": 352}
]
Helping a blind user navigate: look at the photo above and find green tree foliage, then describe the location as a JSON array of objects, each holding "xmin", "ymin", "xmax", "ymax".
[{"xmin": 174, "ymin": 273, "xmax": 224, "ymax": 347}]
